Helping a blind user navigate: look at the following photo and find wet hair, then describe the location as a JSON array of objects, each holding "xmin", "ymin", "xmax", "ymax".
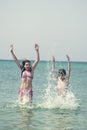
[
  {"xmin": 21, "ymin": 60, "xmax": 32, "ymax": 77},
  {"xmin": 22, "ymin": 60, "xmax": 31, "ymax": 66},
  {"xmin": 58, "ymin": 69, "xmax": 66, "ymax": 76}
]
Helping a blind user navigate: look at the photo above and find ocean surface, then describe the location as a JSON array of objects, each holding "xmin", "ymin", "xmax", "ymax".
[{"xmin": 0, "ymin": 60, "xmax": 87, "ymax": 130}]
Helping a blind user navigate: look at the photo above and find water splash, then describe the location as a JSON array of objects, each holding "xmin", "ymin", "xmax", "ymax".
[
  {"xmin": 0, "ymin": 62, "xmax": 79, "ymax": 110},
  {"xmin": 38, "ymin": 85, "xmax": 79, "ymax": 110},
  {"xmin": 38, "ymin": 63, "xmax": 79, "ymax": 110}
]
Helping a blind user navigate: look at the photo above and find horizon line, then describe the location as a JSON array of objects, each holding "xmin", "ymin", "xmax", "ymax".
[{"xmin": 0, "ymin": 59, "xmax": 87, "ymax": 63}]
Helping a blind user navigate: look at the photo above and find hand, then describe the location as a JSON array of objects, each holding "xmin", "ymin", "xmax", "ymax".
[
  {"xmin": 66, "ymin": 54, "xmax": 70, "ymax": 61},
  {"xmin": 35, "ymin": 44, "xmax": 39, "ymax": 51},
  {"xmin": 10, "ymin": 44, "xmax": 13, "ymax": 52}
]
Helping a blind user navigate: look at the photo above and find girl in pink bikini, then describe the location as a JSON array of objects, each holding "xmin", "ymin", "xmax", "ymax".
[{"xmin": 10, "ymin": 44, "xmax": 40, "ymax": 104}]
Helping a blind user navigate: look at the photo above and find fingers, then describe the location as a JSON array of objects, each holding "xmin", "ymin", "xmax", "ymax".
[
  {"xmin": 35, "ymin": 43, "xmax": 39, "ymax": 48},
  {"xmin": 35, "ymin": 44, "xmax": 39, "ymax": 51},
  {"xmin": 10, "ymin": 44, "xmax": 14, "ymax": 52},
  {"xmin": 10, "ymin": 44, "xmax": 13, "ymax": 48},
  {"xmin": 66, "ymin": 54, "xmax": 70, "ymax": 61}
]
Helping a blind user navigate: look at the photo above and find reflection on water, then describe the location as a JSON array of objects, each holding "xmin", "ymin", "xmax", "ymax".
[
  {"xmin": 15, "ymin": 106, "xmax": 78, "ymax": 130},
  {"xmin": 17, "ymin": 108, "xmax": 33, "ymax": 130}
]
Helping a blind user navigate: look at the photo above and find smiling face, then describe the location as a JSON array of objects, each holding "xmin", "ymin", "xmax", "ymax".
[
  {"xmin": 24, "ymin": 62, "xmax": 31, "ymax": 70},
  {"xmin": 22, "ymin": 60, "xmax": 31, "ymax": 71}
]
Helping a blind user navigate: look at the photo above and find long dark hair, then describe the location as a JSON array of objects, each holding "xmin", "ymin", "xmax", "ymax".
[{"xmin": 21, "ymin": 60, "xmax": 32, "ymax": 77}]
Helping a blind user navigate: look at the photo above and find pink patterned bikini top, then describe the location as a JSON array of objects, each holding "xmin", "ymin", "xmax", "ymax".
[{"xmin": 22, "ymin": 70, "xmax": 33, "ymax": 79}]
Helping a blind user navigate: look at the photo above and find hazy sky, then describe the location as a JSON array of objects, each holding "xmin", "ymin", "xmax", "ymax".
[{"xmin": 0, "ymin": 0, "xmax": 87, "ymax": 61}]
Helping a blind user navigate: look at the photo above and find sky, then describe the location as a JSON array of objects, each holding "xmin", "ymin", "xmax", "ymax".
[{"xmin": 0, "ymin": 0, "xmax": 87, "ymax": 61}]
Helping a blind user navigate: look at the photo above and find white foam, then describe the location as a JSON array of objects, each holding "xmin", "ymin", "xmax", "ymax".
[
  {"xmin": 38, "ymin": 69, "xmax": 79, "ymax": 110},
  {"xmin": 38, "ymin": 87, "xmax": 79, "ymax": 110}
]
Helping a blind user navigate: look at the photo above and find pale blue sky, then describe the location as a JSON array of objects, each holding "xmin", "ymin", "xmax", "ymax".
[{"xmin": 0, "ymin": 0, "xmax": 87, "ymax": 61}]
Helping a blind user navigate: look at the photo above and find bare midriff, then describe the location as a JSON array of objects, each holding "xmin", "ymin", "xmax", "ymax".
[{"xmin": 20, "ymin": 77, "xmax": 32, "ymax": 90}]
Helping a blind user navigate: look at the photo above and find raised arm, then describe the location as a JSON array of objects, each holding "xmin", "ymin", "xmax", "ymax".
[
  {"xmin": 66, "ymin": 54, "xmax": 71, "ymax": 79},
  {"xmin": 32, "ymin": 44, "xmax": 40, "ymax": 70},
  {"xmin": 52, "ymin": 56, "xmax": 56, "ymax": 72},
  {"xmin": 10, "ymin": 44, "xmax": 22, "ymax": 69},
  {"xmin": 52, "ymin": 56, "xmax": 58, "ymax": 78}
]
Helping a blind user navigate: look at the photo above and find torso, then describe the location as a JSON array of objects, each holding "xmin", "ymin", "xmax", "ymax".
[
  {"xmin": 20, "ymin": 70, "xmax": 33, "ymax": 90},
  {"xmin": 57, "ymin": 76, "xmax": 69, "ymax": 96}
]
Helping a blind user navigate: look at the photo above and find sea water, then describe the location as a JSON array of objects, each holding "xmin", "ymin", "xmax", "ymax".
[{"xmin": 0, "ymin": 60, "xmax": 87, "ymax": 130}]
